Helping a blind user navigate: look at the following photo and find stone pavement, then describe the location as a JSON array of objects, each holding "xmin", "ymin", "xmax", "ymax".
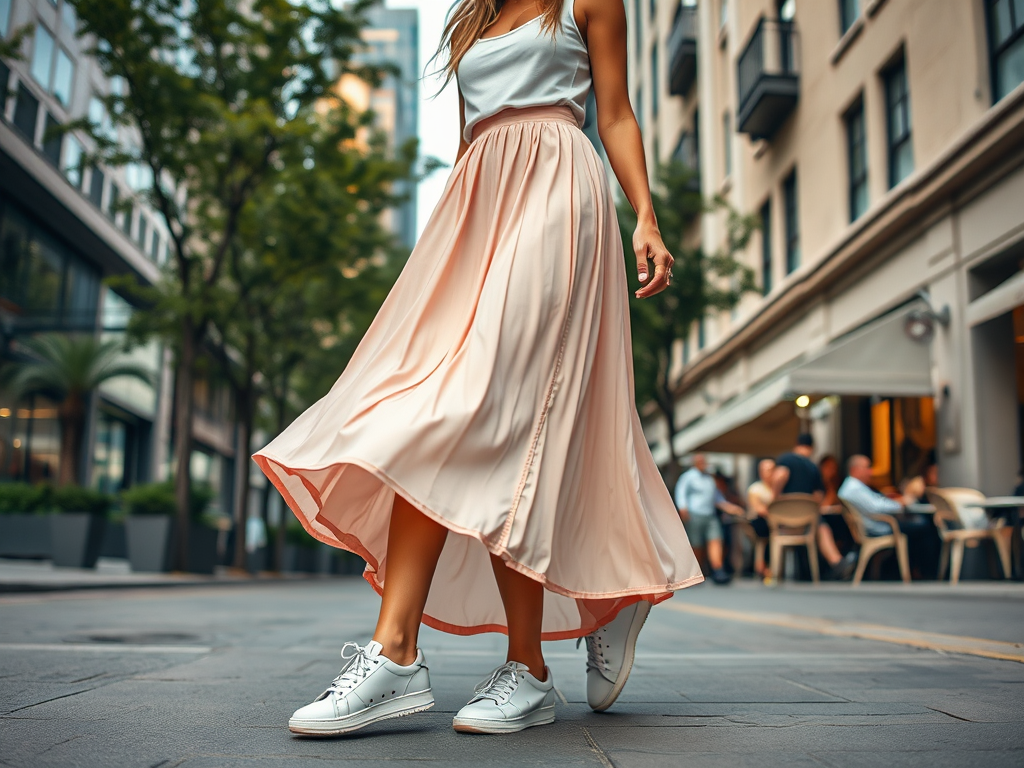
[{"xmin": 2, "ymin": 577, "xmax": 1023, "ymax": 767}]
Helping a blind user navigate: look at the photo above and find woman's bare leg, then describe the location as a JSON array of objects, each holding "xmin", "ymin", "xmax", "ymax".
[
  {"xmin": 371, "ymin": 493, "xmax": 448, "ymax": 665},
  {"xmin": 489, "ymin": 554, "xmax": 546, "ymax": 680}
]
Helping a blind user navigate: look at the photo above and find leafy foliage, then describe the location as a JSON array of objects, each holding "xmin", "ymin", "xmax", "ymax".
[
  {"xmin": 3, "ymin": 335, "xmax": 153, "ymax": 402},
  {"xmin": 0, "ymin": 483, "xmax": 113, "ymax": 515},
  {"xmin": 121, "ymin": 480, "xmax": 214, "ymax": 520},
  {"xmin": 51, "ymin": 485, "xmax": 115, "ymax": 516},
  {"xmin": 0, "ymin": 484, "xmax": 52, "ymax": 515},
  {"xmin": 65, "ymin": 0, "xmax": 421, "ymax": 567}
]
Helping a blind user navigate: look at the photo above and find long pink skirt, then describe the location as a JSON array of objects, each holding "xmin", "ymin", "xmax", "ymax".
[{"xmin": 253, "ymin": 106, "xmax": 703, "ymax": 640}]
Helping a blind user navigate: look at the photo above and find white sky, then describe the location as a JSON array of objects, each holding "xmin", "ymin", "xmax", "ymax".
[{"xmin": 383, "ymin": 0, "xmax": 460, "ymax": 237}]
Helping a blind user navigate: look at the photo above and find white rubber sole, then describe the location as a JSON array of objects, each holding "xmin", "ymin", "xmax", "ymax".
[
  {"xmin": 590, "ymin": 601, "xmax": 651, "ymax": 712},
  {"xmin": 288, "ymin": 689, "xmax": 435, "ymax": 736},
  {"xmin": 452, "ymin": 703, "xmax": 555, "ymax": 734}
]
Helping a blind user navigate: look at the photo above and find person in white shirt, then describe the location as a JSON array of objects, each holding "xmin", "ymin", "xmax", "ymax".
[
  {"xmin": 675, "ymin": 454, "xmax": 745, "ymax": 584},
  {"xmin": 838, "ymin": 455, "xmax": 926, "ymax": 537}
]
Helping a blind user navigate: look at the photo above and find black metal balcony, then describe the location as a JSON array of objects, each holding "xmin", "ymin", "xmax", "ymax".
[
  {"xmin": 736, "ymin": 18, "xmax": 800, "ymax": 140},
  {"xmin": 668, "ymin": 4, "xmax": 698, "ymax": 96}
]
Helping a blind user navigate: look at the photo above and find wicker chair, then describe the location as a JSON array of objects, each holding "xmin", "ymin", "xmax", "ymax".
[
  {"xmin": 926, "ymin": 488, "xmax": 1010, "ymax": 585},
  {"xmin": 839, "ymin": 499, "xmax": 910, "ymax": 586},
  {"xmin": 766, "ymin": 494, "xmax": 821, "ymax": 583}
]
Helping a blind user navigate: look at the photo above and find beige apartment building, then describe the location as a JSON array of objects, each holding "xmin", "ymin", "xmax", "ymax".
[{"xmin": 628, "ymin": 0, "xmax": 1024, "ymax": 494}]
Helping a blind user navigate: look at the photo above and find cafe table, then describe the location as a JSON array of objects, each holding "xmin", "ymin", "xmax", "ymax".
[{"xmin": 963, "ymin": 496, "xmax": 1024, "ymax": 580}]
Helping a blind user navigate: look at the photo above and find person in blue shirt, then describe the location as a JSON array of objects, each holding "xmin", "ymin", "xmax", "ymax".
[{"xmin": 675, "ymin": 454, "xmax": 745, "ymax": 585}]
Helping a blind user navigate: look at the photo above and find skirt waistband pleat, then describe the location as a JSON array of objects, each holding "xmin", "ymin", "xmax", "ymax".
[{"xmin": 471, "ymin": 105, "xmax": 579, "ymax": 142}]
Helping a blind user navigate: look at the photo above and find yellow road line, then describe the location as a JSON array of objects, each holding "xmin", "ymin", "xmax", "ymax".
[{"xmin": 665, "ymin": 602, "xmax": 1024, "ymax": 663}]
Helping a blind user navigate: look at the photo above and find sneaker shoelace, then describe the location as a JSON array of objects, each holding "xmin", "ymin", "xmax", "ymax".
[
  {"xmin": 471, "ymin": 661, "xmax": 527, "ymax": 705},
  {"xmin": 326, "ymin": 642, "xmax": 379, "ymax": 698},
  {"xmin": 577, "ymin": 629, "xmax": 608, "ymax": 675}
]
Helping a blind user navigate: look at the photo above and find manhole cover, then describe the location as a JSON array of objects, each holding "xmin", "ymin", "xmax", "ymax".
[{"xmin": 69, "ymin": 632, "xmax": 201, "ymax": 645}]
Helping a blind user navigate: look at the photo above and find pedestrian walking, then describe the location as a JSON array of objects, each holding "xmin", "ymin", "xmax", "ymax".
[{"xmin": 252, "ymin": 0, "xmax": 703, "ymax": 737}]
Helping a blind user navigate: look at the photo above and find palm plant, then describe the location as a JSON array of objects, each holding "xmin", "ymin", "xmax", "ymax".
[{"xmin": 3, "ymin": 334, "xmax": 154, "ymax": 486}]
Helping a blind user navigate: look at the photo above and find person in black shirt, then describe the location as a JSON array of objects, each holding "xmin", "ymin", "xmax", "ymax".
[
  {"xmin": 772, "ymin": 434, "xmax": 825, "ymax": 497},
  {"xmin": 772, "ymin": 434, "xmax": 856, "ymax": 580}
]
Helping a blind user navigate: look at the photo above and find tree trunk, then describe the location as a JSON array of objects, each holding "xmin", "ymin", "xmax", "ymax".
[
  {"xmin": 172, "ymin": 326, "xmax": 197, "ymax": 572},
  {"xmin": 57, "ymin": 393, "xmax": 85, "ymax": 487},
  {"xmin": 272, "ymin": 380, "xmax": 289, "ymax": 572},
  {"xmin": 232, "ymin": 378, "xmax": 254, "ymax": 570}
]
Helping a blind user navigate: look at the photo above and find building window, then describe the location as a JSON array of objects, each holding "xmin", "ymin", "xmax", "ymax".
[
  {"xmin": 122, "ymin": 202, "xmax": 134, "ymax": 236},
  {"xmin": 42, "ymin": 113, "xmax": 62, "ymax": 166},
  {"xmin": 722, "ymin": 111, "xmax": 732, "ymax": 177},
  {"xmin": 31, "ymin": 26, "xmax": 56, "ymax": 89},
  {"xmin": 636, "ymin": 89, "xmax": 644, "ymax": 135},
  {"xmin": 845, "ymin": 97, "xmax": 868, "ymax": 221},
  {"xmin": 61, "ymin": 0, "xmax": 78, "ymax": 33},
  {"xmin": 107, "ymin": 181, "xmax": 120, "ymax": 220},
  {"xmin": 719, "ymin": 0, "xmax": 728, "ymax": 30},
  {"xmin": 651, "ymin": 43, "xmax": 659, "ymax": 121},
  {"xmin": 63, "ymin": 135, "xmax": 83, "ymax": 188},
  {"xmin": 698, "ymin": 317, "xmax": 706, "ymax": 349},
  {"xmin": 783, "ymin": 170, "xmax": 800, "ymax": 274},
  {"xmin": 150, "ymin": 232, "xmax": 163, "ymax": 261},
  {"xmin": 649, "ymin": 0, "xmax": 656, "ymax": 20},
  {"xmin": 52, "ymin": 49, "xmax": 74, "ymax": 107},
  {"xmin": 0, "ymin": 61, "xmax": 9, "ymax": 114},
  {"xmin": 760, "ymin": 199, "xmax": 772, "ymax": 295},
  {"xmin": 13, "ymin": 85, "xmax": 40, "ymax": 142},
  {"xmin": 987, "ymin": 0, "xmax": 1024, "ymax": 101},
  {"xmin": 89, "ymin": 168, "xmax": 105, "ymax": 208},
  {"xmin": 136, "ymin": 214, "xmax": 148, "ymax": 249},
  {"xmin": 883, "ymin": 54, "xmax": 914, "ymax": 188},
  {"xmin": 0, "ymin": 0, "xmax": 11, "ymax": 37},
  {"xmin": 839, "ymin": 0, "xmax": 860, "ymax": 35}
]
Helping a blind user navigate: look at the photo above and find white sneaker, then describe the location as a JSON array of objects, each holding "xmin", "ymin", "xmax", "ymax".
[
  {"xmin": 288, "ymin": 640, "xmax": 434, "ymax": 736},
  {"xmin": 452, "ymin": 661, "xmax": 556, "ymax": 734},
  {"xmin": 579, "ymin": 601, "xmax": 651, "ymax": 712}
]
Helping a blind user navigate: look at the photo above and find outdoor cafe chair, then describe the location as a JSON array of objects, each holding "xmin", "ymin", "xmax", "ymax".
[
  {"xmin": 734, "ymin": 517, "xmax": 768, "ymax": 577},
  {"xmin": 766, "ymin": 494, "xmax": 821, "ymax": 583},
  {"xmin": 926, "ymin": 488, "xmax": 1011, "ymax": 585},
  {"xmin": 839, "ymin": 499, "xmax": 910, "ymax": 586}
]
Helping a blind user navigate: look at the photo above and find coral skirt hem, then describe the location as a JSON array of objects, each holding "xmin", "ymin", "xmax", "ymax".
[{"xmin": 254, "ymin": 452, "xmax": 700, "ymax": 641}]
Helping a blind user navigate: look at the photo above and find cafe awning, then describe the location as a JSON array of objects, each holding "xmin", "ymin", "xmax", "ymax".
[{"xmin": 674, "ymin": 303, "xmax": 934, "ymax": 456}]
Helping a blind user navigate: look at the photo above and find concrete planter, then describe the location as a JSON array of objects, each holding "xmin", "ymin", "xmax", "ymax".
[
  {"xmin": 125, "ymin": 516, "xmax": 175, "ymax": 572},
  {"xmin": 0, "ymin": 515, "xmax": 52, "ymax": 559},
  {"xmin": 126, "ymin": 517, "xmax": 219, "ymax": 574},
  {"xmin": 50, "ymin": 513, "xmax": 107, "ymax": 569}
]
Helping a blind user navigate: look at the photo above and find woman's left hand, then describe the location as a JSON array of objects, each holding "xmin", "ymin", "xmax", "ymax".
[{"xmin": 632, "ymin": 220, "xmax": 674, "ymax": 299}]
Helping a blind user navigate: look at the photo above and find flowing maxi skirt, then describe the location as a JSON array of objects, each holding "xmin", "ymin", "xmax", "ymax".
[{"xmin": 253, "ymin": 106, "xmax": 704, "ymax": 640}]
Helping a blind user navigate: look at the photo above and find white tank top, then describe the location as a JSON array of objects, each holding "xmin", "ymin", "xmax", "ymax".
[{"xmin": 457, "ymin": 0, "xmax": 591, "ymax": 142}]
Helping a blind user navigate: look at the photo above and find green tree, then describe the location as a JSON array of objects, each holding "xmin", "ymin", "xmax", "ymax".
[
  {"xmin": 211, "ymin": 117, "xmax": 416, "ymax": 569},
  {"xmin": 2, "ymin": 335, "xmax": 153, "ymax": 486},
  {"xmin": 619, "ymin": 161, "xmax": 759, "ymax": 479},
  {"xmin": 68, "ymin": 0, "xmax": 385, "ymax": 569}
]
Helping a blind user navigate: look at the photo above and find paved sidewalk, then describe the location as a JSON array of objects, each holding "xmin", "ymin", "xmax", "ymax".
[
  {"xmin": 0, "ymin": 558, "xmax": 331, "ymax": 593},
  {"xmin": 2, "ymin": 578, "xmax": 1023, "ymax": 767}
]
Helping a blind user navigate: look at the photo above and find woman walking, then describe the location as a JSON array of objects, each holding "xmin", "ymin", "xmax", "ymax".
[{"xmin": 253, "ymin": 0, "xmax": 702, "ymax": 736}]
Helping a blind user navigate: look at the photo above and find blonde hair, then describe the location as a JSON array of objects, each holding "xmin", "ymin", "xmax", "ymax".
[{"xmin": 432, "ymin": 0, "xmax": 565, "ymax": 89}]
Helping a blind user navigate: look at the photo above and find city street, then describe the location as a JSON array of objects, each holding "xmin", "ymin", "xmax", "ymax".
[{"xmin": 2, "ymin": 577, "xmax": 1023, "ymax": 767}]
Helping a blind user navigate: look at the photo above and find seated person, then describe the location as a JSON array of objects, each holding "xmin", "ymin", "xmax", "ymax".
[
  {"xmin": 675, "ymin": 453, "xmax": 746, "ymax": 585},
  {"xmin": 772, "ymin": 434, "xmax": 857, "ymax": 580},
  {"xmin": 745, "ymin": 458, "xmax": 775, "ymax": 578},
  {"xmin": 838, "ymin": 455, "xmax": 930, "ymax": 537}
]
